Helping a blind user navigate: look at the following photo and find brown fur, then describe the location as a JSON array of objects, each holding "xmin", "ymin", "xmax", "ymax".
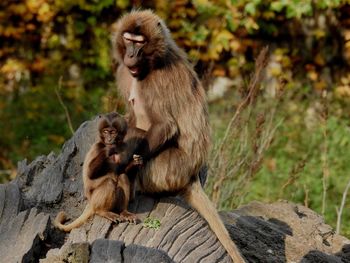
[
  {"xmin": 54, "ymin": 113, "xmax": 141, "ymax": 232},
  {"xmin": 111, "ymin": 10, "xmax": 245, "ymax": 262}
]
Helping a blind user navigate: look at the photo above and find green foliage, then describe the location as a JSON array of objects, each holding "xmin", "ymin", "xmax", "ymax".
[
  {"xmin": 143, "ymin": 217, "xmax": 161, "ymax": 230},
  {"xmin": 208, "ymin": 88, "xmax": 350, "ymax": 237},
  {"xmin": 248, "ymin": 106, "xmax": 350, "ymax": 237}
]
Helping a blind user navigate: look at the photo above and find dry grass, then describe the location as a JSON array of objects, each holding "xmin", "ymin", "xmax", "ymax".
[{"xmin": 207, "ymin": 47, "xmax": 284, "ymax": 209}]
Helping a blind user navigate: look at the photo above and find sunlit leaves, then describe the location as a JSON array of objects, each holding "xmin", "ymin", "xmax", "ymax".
[
  {"xmin": 116, "ymin": 0, "xmax": 129, "ymax": 9},
  {"xmin": 270, "ymin": 0, "xmax": 285, "ymax": 12},
  {"xmin": 270, "ymin": 0, "xmax": 313, "ymax": 19},
  {"xmin": 193, "ymin": 0, "xmax": 221, "ymax": 16},
  {"xmin": 8, "ymin": 3, "xmax": 27, "ymax": 16},
  {"xmin": 1, "ymin": 59, "xmax": 26, "ymax": 75},
  {"xmin": 208, "ymin": 30, "xmax": 235, "ymax": 60},
  {"xmin": 244, "ymin": 0, "xmax": 262, "ymax": 16},
  {"xmin": 335, "ymin": 74, "xmax": 350, "ymax": 99},
  {"xmin": 191, "ymin": 25, "xmax": 210, "ymax": 44},
  {"xmin": 37, "ymin": 2, "xmax": 55, "ymax": 22},
  {"xmin": 225, "ymin": 12, "xmax": 239, "ymax": 32}
]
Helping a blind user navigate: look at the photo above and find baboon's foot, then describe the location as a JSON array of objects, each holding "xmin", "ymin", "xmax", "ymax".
[
  {"xmin": 120, "ymin": 210, "xmax": 138, "ymax": 224},
  {"xmin": 97, "ymin": 211, "xmax": 122, "ymax": 223}
]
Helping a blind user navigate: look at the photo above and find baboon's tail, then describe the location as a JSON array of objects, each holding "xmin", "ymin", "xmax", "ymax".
[
  {"xmin": 54, "ymin": 205, "xmax": 94, "ymax": 232},
  {"xmin": 183, "ymin": 180, "xmax": 245, "ymax": 263}
]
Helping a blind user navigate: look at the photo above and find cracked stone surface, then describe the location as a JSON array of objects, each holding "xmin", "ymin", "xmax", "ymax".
[{"xmin": 0, "ymin": 116, "xmax": 349, "ymax": 263}]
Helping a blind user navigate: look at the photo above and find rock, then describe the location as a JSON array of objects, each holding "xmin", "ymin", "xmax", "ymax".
[
  {"xmin": 224, "ymin": 201, "xmax": 350, "ymax": 262},
  {"xmin": 124, "ymin": 243, "xmax": 174, "ymax": 263},
  {"xmin": 90, "ymin": 239, "xmax": 124, "ymax": 263},
  {"xmin": 41, "ymin": 242, "xmax": 90, "ymax": 263},
  {"xmin": 0, "ymin": 116, "xmax": 349, "ymax": 263}
]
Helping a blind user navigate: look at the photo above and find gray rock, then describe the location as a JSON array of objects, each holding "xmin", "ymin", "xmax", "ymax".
[
  {"xmin": 0, "ymin": 116, "xmax": 349, "ymax": 263},
  {"xmin": 0, "ymin": 206, "xmax": 50, "ymax": 263},
  {"xmin": 90, "ymin": 239, "xmax": 124, "ymax": 263},
  {"xmin": 124, "ymin": 243, "xmax": 174, "ymax": 263}
]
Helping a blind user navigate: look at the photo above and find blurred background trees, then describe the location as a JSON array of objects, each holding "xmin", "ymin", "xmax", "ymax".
[{"xmin": 1, "ymin": 0, "xmax": 350, "ymax": 236}]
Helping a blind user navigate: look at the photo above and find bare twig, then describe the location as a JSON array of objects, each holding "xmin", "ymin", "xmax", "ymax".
[
  {"xmin": 55, "ymin": 76, "xmax": 74, "ymax": 135},
  {"xmin": 279, "ymin": 159, "xmax": 306, "ymax": 197},
  {"xmin": 336, "ymin": 177, "xmax": 350, "ymax": 234},
  {"xmin": 303, "ymin": 184, "xmax": 309, "ymax": 207},
  {"xmin": 208, "ymin": 47, "xmax": 278, "ymax": 208},
  {"xmin": 321, "ymin": 90, "xmax": 329, "ymax": 216}
]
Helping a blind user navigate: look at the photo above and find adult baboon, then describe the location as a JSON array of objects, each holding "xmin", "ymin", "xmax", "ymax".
[{"xmin": 111, "ymin": 10, "xmax": 245, "ymax": 262}]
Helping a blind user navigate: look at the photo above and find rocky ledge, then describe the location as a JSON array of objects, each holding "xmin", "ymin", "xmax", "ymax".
[{"xmin": 0, "ymin": 117, "xmax": 349, "ymax": 263}]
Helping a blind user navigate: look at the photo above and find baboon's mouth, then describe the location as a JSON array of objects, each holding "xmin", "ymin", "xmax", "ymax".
[{"xmin": 129, "ymin": 67, "xmax": 139, "ymax": 76}]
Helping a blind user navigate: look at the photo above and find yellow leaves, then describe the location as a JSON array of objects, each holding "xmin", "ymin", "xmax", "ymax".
[
  {"xmin": 1, "ymin": 59, "xmax": 29, "ymax": 93},
  {"xmin": 47, "ymin": 34, "xmax": 60, "ymax": 48},
  {"xmin": 335, "ymin": 86, "xmax": 350, "ymax": 98},
  {"xmin": 344, "ymin": 29, "xmax": 350, "ymax": 43},
  {"xmin": 212, "ymin": 67, "xmax": 226, "ymax": 77},
  {"xmin": 116, "ymin": 0, "xmax": 129, "ymax": 9},
  {"xmin": 0, "ymin": 1, "xmax": 55, "ymax": 39},
  {"xmin": 1, "ymin": 59, "xmax": 26, "ymax": 75},
  {"xmin": 343, "ymin": 30, "xmax": 350, "ymax": 62},
  {"xmin": 188, "ymin": 49, "xmax": 201, "ymax": 61},
  {"xmin": 25, "ymin": 0, "xmax": 55, "ymax": 22},
  {"xmin": 307, "ymin": 70, "xmax": 318, "ymax": 82},
  {"xmin": 193, "ymin": 0, "xmax": 210, "ymax": 5},
  {"xmin": 242, "ymin": 17, "xmax": 259, "ymax": 32},
  {"xmin": 313, "ymin": 80, "xmax": 327, "ymax": 91},
  {"xmin": 26, "ymin": 0, "xmax": 45, "ymax": 13},
  {"xmin": 26, "ymin": 23, "xmax": 36, "ymax": 31},
  {"xmin": 193, "ymin": 0, "xmax": 211, "ymax": 9},
  {"xmin": 335, "ymin": 74, "xmax": 350, "ymax": 99},
  {"xmin": 267, "ymin": 48, "xmax": 292, "ymax": 78},
  {"xmin": 0, "ymin": 26, "xmax": 25, "ymax": 38},
  {"xmin": 341, "ymin": 75, "xmax": 350, "ymax": 85},
  {"xmin": 227, "ymin": 56, "xmax": 245, "ymax": 77},
  {"xmin": 230, "ymin": 39, "xmax": 241, "ymax": 52},
  {"xmin": 31, "ymin": 57, "xmax": 47, "ymax": 73},
  {"xmin": 208, "ymin": 29, "xmax": 234, "ymax": 60},
  {"xmin": 262, "ymin": 10, "xmax": 275, "ymax": 20},
  {"xmin": 190, "ymin": 25, "xmax": 210, "ymax": 46},
  {"xmin": 8, "ymin": 3, "xmax": 27, "ymax": 15},
  {"xmin": 314, "ymin": 53, "xmax": 325, "ymax": 66},
  {"xmin": 268, "ymin": 62, "xmax": 282, "ymax": 77},
  {"xmin": 313, "ymin": 29, "xmax": 326, "ymax": 39},
  {"xmin": 305, "ymin": 63, "xmax": 327, "ymax": 91},
  {"xmin": 1, "ymin": 57, "xmax": 46, "ymax": 77},
  {"xmin": 38, "ymin": 3, "xmax": 55, "ymax": 22}
]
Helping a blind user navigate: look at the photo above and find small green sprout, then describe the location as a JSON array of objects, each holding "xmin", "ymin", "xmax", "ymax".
[{"xmin": 143, "ymin": 217, "xmax": 161, "ymax": 230}]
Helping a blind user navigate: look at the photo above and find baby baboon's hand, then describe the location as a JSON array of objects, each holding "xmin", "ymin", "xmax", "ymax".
[{"xmin": 132, "ymin": 154, "xmax": 143, "ymax": 166}]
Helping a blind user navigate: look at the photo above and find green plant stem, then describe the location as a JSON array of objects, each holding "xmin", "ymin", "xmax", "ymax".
[
  {"xmin": 336, "ymin": 178, "xmax": 350, "ymax": 234},
  {"xmin": 55, "ymin": 77, "xmax": 75, "ymax": 135}
]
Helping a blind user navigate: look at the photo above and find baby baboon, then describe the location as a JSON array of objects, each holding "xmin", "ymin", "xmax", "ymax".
[{"xmin": 54, "ymin": 112, "xmax": 143, "ymax": 232}]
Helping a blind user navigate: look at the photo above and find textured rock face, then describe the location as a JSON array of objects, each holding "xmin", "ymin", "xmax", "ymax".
[{"xmin": 0, "ymin": 117, "xmax": 349, "ymax": 263}]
